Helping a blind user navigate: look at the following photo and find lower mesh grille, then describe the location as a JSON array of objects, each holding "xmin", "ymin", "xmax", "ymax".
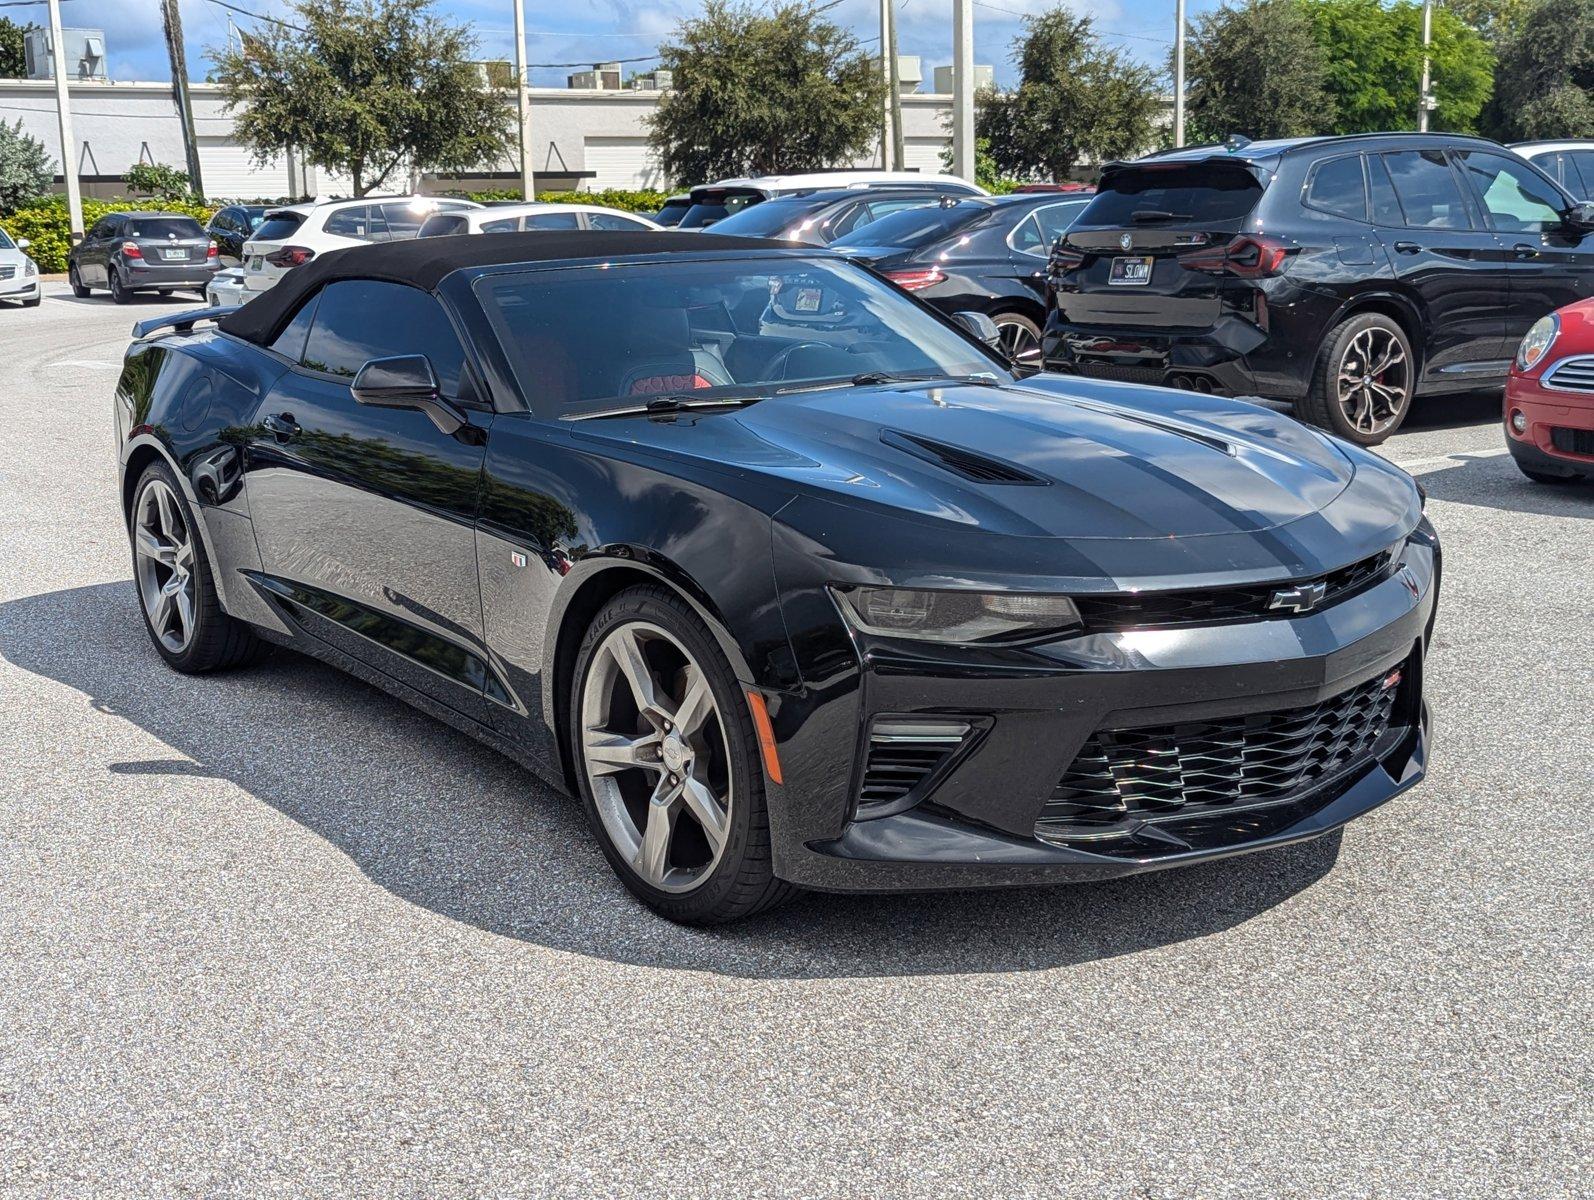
[
  {"xmin": 1070, "ymin": 362, "xmax": 1169, "ymax": 386},
  {"xmin": 1550, "ymin": 426, "xmax": 1594, "ymax": 455},
  {"xmin": 1037, "ymin": 671, "xmax": 1402, "ymax": 843},
  {"xmin": 857, "ymin": 720, "xmax": 971, "ymax": 812}
]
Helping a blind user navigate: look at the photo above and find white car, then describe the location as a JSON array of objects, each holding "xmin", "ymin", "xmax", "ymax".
[
  {"xmin": 0, "ymin": 226, "xmax": 40, "ymax": 308},
  {"xmin": 239, "ymin": 195, "xmax": 482, "ymax": 296},
  {"xmin": 416, "ymin": 202, "xmax": 661, "ymax": 237},
  {"xmin": 1510, "ymin": 140, "xmax": 1594, "ymax": 199},
  {"xmin": 206, "ymin": 266, "xmax": 248, "ymax": 308},
  {"xmin": 676, "ymin": 171, "xmax": 986, "ymax": 229}
]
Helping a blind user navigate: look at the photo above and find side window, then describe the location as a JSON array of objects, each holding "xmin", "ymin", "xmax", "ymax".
[
  {"xmin": 1304, "ymin": 155, "xmax": 1368, "ymax": 221},
  {"xmin": 1008, "ymin": 212, "xmax": 1045, "ymax": 256},
  {"xmin": 300, "ymin": 280, "xmax": 467, "ymax": 397},
  {"xmin": 1035, "ymin": 201, "xmax": 1086, "ymax": 244},
  {"xmin": 1379, "ymin": 150, "xmax": 1472, "ymax": 229},
  {"xmin": 1455, "ymin": 151, "xmax": 1566, "ymax": 233},
  {"xmin": 270, "ymin": 290, "xmax": 321, "ymax": 362},
  {"xmin": 1567, "ymin": 152, "xmax": 1594, "ymax": 197},
  {"xmin": 378, "ymin": 202, "xmax": 430, "ymax": 240},
  {"xmin": 587, "ymin": 212, "xmax": 645, "ymax": 231},
  {"xmin": 480, "ymin": 217, "xmax": 519, "ymax": 233},
  {"xmin": 862, "ymin": 197, "xmax": 935, "ymax": 224},
  {"xmin": 1369, "ymin": 155, "xmax": 1403, "ymax": 225},
  {"xmin": 523, "ymin": 212, "xmax": 581, "ymax": 230},
  {"xmin": 324, "ymin": 205, "xmax": 375, "ymax": 240},
  {"xmin": 87, "ymin": 218, "xmax": 111, "ymax": 240}
]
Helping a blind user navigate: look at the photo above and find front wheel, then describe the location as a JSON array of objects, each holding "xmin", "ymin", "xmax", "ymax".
[
  {"xmin": 1298, "ymin": 313, "xmax": 1414, "ymax": 445},
  {"xmin": 992, "ymin": 312, "xmax": 1043, "ymax": 370},
  {"xmin": 569, "ymin": 585, "xmax": 791, "ymax": 924}
]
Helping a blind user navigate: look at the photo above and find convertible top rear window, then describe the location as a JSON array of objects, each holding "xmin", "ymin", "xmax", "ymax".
[{"xmin": 474, "ymin": 256, "xmax": 999, "ymax": 416}]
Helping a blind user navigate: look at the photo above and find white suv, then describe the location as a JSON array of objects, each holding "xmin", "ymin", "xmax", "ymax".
[
  {"xmin": 239, "ymin": 195, "xmax": 482, "ymax": 295},
  {"xmin": 1511, "ymin": 141, "xmax": 1594, "ymax": 199}
]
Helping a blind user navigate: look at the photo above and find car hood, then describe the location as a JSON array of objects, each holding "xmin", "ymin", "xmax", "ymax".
[{"xmin": 575, "ymin": 375, "xmax": 1362, "ymax": 542}]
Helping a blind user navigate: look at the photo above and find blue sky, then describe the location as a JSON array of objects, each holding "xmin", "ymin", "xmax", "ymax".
[{"xmin": 43, "ymin": 0, "xmax": 1196, "ymax": 90}]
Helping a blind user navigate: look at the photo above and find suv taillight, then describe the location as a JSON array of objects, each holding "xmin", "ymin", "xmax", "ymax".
[
  {"xmin": 264, "ymin": 245, "xmax": 315, "ymax": 268},
  {"xmin": 121, "ymin": 240, "xmax": 142, "ymax": 259},
  {"xmin": 1180, "ymin": 235, "xmax": 1291, "ymax": 278},
  {"xmin": 882, "ymin": 267, "xmax": 946, "ymax": 292},
  {"xmin": 1050, "ymin": 244, "xmax": 1086, "ymax": 271},
  {"xmin": 207, "ymin": 241, "xmax": 219, "ymax": 259}
]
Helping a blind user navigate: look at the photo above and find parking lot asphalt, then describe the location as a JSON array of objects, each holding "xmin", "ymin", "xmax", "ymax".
[{"xmin": 1, "ymin": 283, "xmax": 1589, "ymax": 1198}]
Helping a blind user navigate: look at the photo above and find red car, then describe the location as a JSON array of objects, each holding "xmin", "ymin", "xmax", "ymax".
[{"xmin": 1505, "ymin": 298, "xmax": 1594, "ymax": 483}]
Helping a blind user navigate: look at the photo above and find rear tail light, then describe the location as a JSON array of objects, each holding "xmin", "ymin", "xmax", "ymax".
[
  {"xmin": 1050, "ymin": 244, "xmax": 1086, "ymax": 272},
  {"xmin": 1180, "ymin": 234, "xmax": 1292, "ymax": 278},
  {"xmin": 207, "ymin": 241, "xmax": 219, "ymax": 259},
  {"xmin": 121, "ymin": 240, "xmax": 142, "ymax": 259},
  {"xmin": 881, "ymin": 266, "xmax": 946, "ymax": 292},
  {"xmin": 264, "ymin": 245, "xmax": 316, "ymax": 269}
]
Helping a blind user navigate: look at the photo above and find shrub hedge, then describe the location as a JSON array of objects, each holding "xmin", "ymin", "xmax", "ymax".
[{"xmin": 0, "ymin": 188, "xmax": 672, "ymax": 273}]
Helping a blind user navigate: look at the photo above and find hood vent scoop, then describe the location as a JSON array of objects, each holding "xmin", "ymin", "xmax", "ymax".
[{"xmin": 880, "ymin": 430, "xmax": 1047, "ymax": 486}]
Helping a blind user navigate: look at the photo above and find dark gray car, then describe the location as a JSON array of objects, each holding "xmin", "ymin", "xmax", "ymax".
[{"xmin": 69, "ymin": 212, "xmax": 218, "ymax": 304}]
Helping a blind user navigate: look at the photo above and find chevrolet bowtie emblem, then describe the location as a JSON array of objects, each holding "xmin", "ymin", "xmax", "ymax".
[{"xmin": 1268, "ymin": 581, "xmax": 1328, "ymax": 613}]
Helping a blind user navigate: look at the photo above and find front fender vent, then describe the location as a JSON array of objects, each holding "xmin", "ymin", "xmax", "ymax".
[{"xmin": 880, "ymin": 430, "xmax": 1047, "ymax": 485}]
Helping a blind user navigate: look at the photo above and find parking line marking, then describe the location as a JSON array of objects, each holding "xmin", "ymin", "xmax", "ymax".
[
  {"xmin": 1389, "ymin": 447, "xmax": 1510, "ymax": 470},
  {"xmin": 48, "ymin": 360, "xmax": 122, "ymax": 370}
]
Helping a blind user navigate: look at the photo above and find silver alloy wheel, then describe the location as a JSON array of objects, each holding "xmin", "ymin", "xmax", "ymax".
[
  {"xmin": 1336, "ymin": 326, "xmax": 1410, "ymax": 437},
  {"xmin": 580, "ymin": 621, "xmax": 733, "ymax": 894},
  {"xmin": 995, "ymin": 316, "xmax": 1042, "ymax": 367},
  {"xmin": 133, "ymin": 478, "xmax": 197, "ymax": 653}
]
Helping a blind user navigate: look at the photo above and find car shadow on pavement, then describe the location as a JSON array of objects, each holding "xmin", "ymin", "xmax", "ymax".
[
  {"xmin": 1416, "ymin": 449, "xmax": 1593, "ymax": 519},
  {"xmin": 1, "ymin": 582, "xmax": 1345, "ymax": 980}
]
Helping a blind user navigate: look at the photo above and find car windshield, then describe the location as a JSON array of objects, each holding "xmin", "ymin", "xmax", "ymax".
[
  {"xmin": 126, "ymin": 217, "xmax": 204, "ymax": 239},
  {"xmin": 0, "ymin": 228, "xmax": 13, "ymax": 250},
  {"xmin": 830, "ymin": 202, "xmax": 986, "ymax": 251},
  {"xmin": 677, "ymin": 190, "xmax": 765, "ymax": 229},
  {"xmin": 475, "ymin": 255, "xmax": 1005, "ymax": 417},
  {"xmin": 244, "ymin": 208, "xmax": 266, "ymax": 230},
  {"xmin": 703, "ymin": 198, "xmax": 829, "ymax": 239},
  {"xmin": 253, "ymin": 212, "xmax": 306, "ymax": 241}
]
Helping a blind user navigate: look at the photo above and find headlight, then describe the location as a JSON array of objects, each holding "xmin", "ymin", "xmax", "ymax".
[
  {"xmin": 1516, "ymin": 313, "xmax": 1559, "ymax": 372},
  {"xmin": 832, "ymin": 586, "xmax": 1082, "ymax": 643},
  {"xmin": 23, "ymin": 258, "xmax": 36, "ymax": 276}
]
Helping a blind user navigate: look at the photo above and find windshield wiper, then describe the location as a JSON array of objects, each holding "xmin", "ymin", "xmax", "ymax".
[
  {"xmin": 846, "ymin": 370, "xmax": 1003, "ymax": 388},
  {"xmin": 562, "ymin": 394, "xmax": 752, "ymax": 422},
  {"xmin": 1129, "ymin": 209, "xmax": 1194, "ymax": 223}
]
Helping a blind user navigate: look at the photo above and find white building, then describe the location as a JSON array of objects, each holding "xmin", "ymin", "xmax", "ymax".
[{"xmin": 0, "ymin": 78, "xmax": 973, "ymax": 200}]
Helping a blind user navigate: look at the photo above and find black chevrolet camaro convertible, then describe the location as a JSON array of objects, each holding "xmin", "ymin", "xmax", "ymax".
[{"xmin": 114, "ymin": 231, "xmax": 1440, "ymax": 923}]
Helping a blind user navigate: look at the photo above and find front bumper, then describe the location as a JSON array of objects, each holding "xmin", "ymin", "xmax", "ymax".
[
  {"xmin": 766, "ymin": 530, "xmax": 1439, "ymax": 891},
  {"xmin": 0, "ymin": 275, "xmax": 39, "ymax": 299},
  {"xmin": 1505, "ymin": 372, "xmax": 1594, "ymax": 478}
]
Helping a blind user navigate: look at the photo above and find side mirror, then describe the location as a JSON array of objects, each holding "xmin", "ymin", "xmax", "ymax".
[
  {"xmin": 952, "ymin": 310, "xmax": 1002, "ymax": 350},
  {"xmin": 16, "ymin": 237, "xmax": 29, "ymax": 250},
  {"xmin": 351, "ymin": 354, "xmax": 468, "ymax": 437},
  {"xmin": 1564, "ymin": 200, "xmax": 1594, "ymax": 232}
]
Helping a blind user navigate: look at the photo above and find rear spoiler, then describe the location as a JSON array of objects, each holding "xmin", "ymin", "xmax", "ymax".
[{"xmin": 131, "ymin": 305, "xmax": 240, "ymax": 340}]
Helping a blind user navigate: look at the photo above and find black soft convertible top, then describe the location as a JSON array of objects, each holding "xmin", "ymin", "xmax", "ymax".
[{"xmin": 217, "ymin": 229, "xmax": 788, "ymax": 346}]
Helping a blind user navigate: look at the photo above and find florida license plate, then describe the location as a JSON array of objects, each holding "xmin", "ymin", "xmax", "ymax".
[
  {"xmin": 249, "ymin": 256, "xmax": 263, "ymax": 270},
  {"xmin": 1109, "ymin": 256, "xmax": 1153, "ymax": 285},
  {"xmin": 161, "ymin": 248, "xmax": 186, "ymax": 261}
]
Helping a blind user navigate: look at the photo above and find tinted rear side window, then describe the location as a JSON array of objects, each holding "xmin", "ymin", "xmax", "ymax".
[
  {"xmin": 1566, "ymin": 151, "xmax": 1594, "ymax": 196},
  {"xmin": 523, "ymin": 212, "xmax": 581, "ymax": 230},
  {"xmin": 253, "ymin": 212, "xmax": 305, "ymax": 241},
  {"xmin": 678, "ymin": 190, "xmax": 764, "ymax": 229},
  {"xmin": 705, "ymin": 198, "xmax": 816, "ymax": 237},
  {"xmin": 300, "ymin": 279, "xmax": 466, "ymax": 396},
  {"xmin": 125, "ymin": 217, "xmax": 204, "ymax": 238},
  {"xmin": 831, "ymin": 202, "xmax": 983, "ymax": 250},
  {"xmin": 1304, "ymin": 155, "xmax": 1367, "ymax": 220},
  {"xmin": 1078, "ymin": 164, "xmax": 1263, "ymax": 226},
  {"xmin": 1379, "ymin": 151, "xmax": 1472, "ymax": 229}
]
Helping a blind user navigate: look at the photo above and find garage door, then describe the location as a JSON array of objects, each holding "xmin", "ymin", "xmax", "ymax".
[
  {"xmin": 197, "ymin": 137, "xmax": 290, "ymax": 201},
  {"xmin": 583, "ymin": 137, "xmax": 663, "ymax": 191},
  {"xmin": 904, "ymin": 137, "xmax": 950, "ymax": 176}
]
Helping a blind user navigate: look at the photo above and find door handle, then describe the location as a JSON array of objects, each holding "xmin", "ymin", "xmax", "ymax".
[
  {"xmin": 1393, "ymin": 241, "xmax": 1421, "ymax": 255},
  {"xmin": 1513, "ymin": 243, "xmax": 1540, "ymax": 259},
  {"xmin": 262, "ymin": 411, "xmax": 301, "ymax": 441}
]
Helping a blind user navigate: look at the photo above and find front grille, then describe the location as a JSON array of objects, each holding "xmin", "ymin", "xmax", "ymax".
[
  {"xmin": 857, "ymin": 719, "xmax": 971, "ymax": 813},
  {"xmin": 1550, "ymin": 426, "xmax": 1594, "ymax": 456},
  {"xmin": 0, "ymin": 265, "xmax": 14, "ymax": 280},
  {"xmin": 1036, "ymin": 670, "xmax": 1402, "ymax": 844},
  {"xmin": 1073, "ymin": 547, "xmax": 1396, "ymax": 632},
  {"xmin": 1070, "ymin": 362, "xmax": 1168, "ymax": 386},
  {"xmin": 1544, "ymin": 356, "xmax": 1594, "ymax": 393}
]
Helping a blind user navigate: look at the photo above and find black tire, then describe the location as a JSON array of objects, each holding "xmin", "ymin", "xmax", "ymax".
[
  {"xmin": 157, "ymin": 288, "xmax": 173, "ymax": 297},
  {"xmin": 69, "ymin": 264, "xmax": 89, "ymax": 298},
  {"xmin": 568, "ymin": 584, "xmax": 793, "ymax": 924},
  {"xmin": 1297, "ymin": 312, "xmax": 1414, "ymax": 446},
  {"xmin": 23, "ymin": 294, "xmax": 40, "ymax": 308},
  {"xmin": 129, "ymin": 460, "xmax": 265, "ymax": 673},
  {"xmin": 109, "ymin": 268, "xmax": 133, "ymax": 305}
]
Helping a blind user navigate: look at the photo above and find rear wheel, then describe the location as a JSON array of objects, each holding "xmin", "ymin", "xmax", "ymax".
[
  {"xmin": 569, "ymin": 585, "xmax": 791, "ymax": 924},
  {"xmin": 992, "ymin": 312, "xmax": 1043, "ymax": 370},
  {"xmin": 69, "ymin": 264, "xmax": 89, "ymax": 297},
  {"xmin": 1299, "ymin": 313, "xmax": 1414, "ymax": 445},
  {"xmin": 130, "ymin": 461, "xmax": 264, "ymax": 673},
  {"xmin": 109, "ymin": 268, "xmax": 133, "ymax": 305}
]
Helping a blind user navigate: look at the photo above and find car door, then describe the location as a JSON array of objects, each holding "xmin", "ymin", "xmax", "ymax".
[
  {"xmin": 1371, "ymin": 149, "xmax": 1514, "ymax": 376},
  {"xmin": 1452, "ymin": 148, "xmax": 1592, "ymax": 344},
  {"xmin": 243, "ymin": 279, "xmax": 499, "ymax": 721},
  {"xmin": 80, "ymin": 217, "xmax": 114, "ymax": 285}
]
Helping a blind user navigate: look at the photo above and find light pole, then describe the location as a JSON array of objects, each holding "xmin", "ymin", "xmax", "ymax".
[
  {"xmin": 878, "ymin": 0, "xmax": 895, "ymax": 168},
  {"xmin": 1418, "ymin": 0, "xmax": 1433, "ymax": 132},
  {"xmin": 1173, "ymin": 0, "xmax": 1187, "ymax": 147},
  {"xmin": 952, "ymin": 0, "xmax": 974, "ymax": 183},
  {"xmin": 46, "ymin": 0, "xmax": 82, "ymax": 243},
  {"xmin": 512, "ymin": 0, "xmax": 534, "ymax": 199}
]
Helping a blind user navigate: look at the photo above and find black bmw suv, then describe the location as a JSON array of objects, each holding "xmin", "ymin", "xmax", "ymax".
[{"xmin": 1044, "ymin": 133, "xmax": 1594, "ymax": 443}]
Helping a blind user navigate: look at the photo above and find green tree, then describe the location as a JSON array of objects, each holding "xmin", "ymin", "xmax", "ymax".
[
  {"xmin": 1302, "ymin": 0, "xmax": 1494, "ymax": 133},
  {"xmin": 0, "ymin": 118, "xmax": 53, "ymax": 212},
  {"xmin": 125, "ymin": 161, "xmax": 193, "ymax": 201},
  {"xmin": 1183, "ymin": 0, "xmax": 1335, "ymax": 141},
  {"xmin": 0, "ymin": 17, "xmax": 32, "ymax": 79},
  {"xmin": 1485, "ymin": 0, "xmax": 1594, "ymax": 138},
  {"xmin": 648, "ymin": 1, "xmax": 885, "ymax": 183},
  {"xmin": 211, "ymin": 0, "xmax": 513, "ymax": 197},
  {"xmin": 1444, "ymin": 0, "xmax": 1532, "ymax": 43},
  {"xmin": 978, "ymin": 11, "xmax": 1162, "ymax": 182}
]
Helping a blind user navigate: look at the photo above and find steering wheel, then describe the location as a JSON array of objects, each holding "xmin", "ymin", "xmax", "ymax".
[{"xmin": 765, "ymin": 340, "xmax": 833, "ymax": 381}]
